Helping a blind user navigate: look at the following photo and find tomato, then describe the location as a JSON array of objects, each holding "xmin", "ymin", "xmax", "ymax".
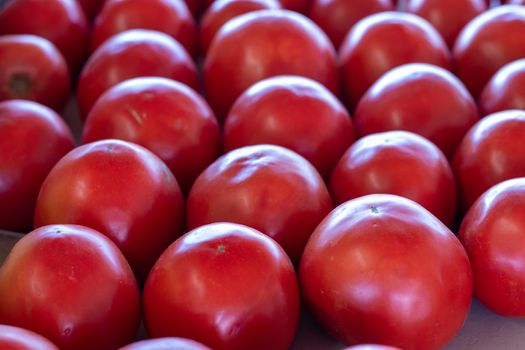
[
  {"xmin": 308, "ymin": 0, "xmax": 394, "ymax": 49},
  {"xmin": 453, "ymin": 5, "xmax": 525, "ymax": 98},
  {"xmin": 0, "ymin": 324, "xmax": 59, "ymax": 350},
  {"xmin": 76, "ymin": 0, "xmax": 105, "ymax": 21},
  {"xmin": 187, "ymin": 144, "xmax": 332, "ymax": 263},
  {"xmin": 203, "ymin": 9, "xmax": 338, "ymax": 121},
  {"xmin": 0, "ymin": 0, "xmax": 89, "ymax": 73},
  {"xmin": 353, "ymin": 63, "xmax": 479, "ymax": 158},
  {"xmin": 404, "ymin": 0, "xmax": 486, "ymax": 48},
  {"xmin": 119, "ymin": 337, "xmax": 211, "ymax": 350},
  {"xmin": 34, "ymin": 139, "xmax": 184, "ymax": 283},
  {"xmin": 0, "ymin": 35, "xmax": 70, "ymax": 111},
  {"xmin": 279, "ymin": 0, "xmax": 311, "ymax": 13},
  {"xmin": 459, "ymin": 178, "xmax": 525, "ymax": 316},
  {"xmin": 505, "ymin": 0, "xmax": 525, "ymax": 3},
  {"xmin": 91, "ymin": 0, "xmax": 197, "ymax": 57},
  {"xmin": 200, "ymin": 0, "xmax": 281, "ymax": 55},
  {"xmin": 330, "ymin": 131, "xmax": 456, "ymax": 226},
  {"xmin": 77, "ymin": 29, "xmax": 199, "ymax": 120},
  {"xmin": 143, "ymin": 222, "xmax": 300, "ymax": 350},
  {"xmin": 453, "ymin": 110, "xmax": 525, "ymax": 212},
  {"xmin": 343, "ymin": 346, "xmax": 402, "ymax": 350},
  {"xmin": 0, "ymin": 224, "xmax": 141, "ymax": 350},
  {"xmin": 185, "ymin": 0, "xmax": 201, "ymax": 17},
  {"xmin": 479, "ymin": 58, "xmax": 525, "ymax": 115},
  {"xmin": 82, "ymin": 77, "xmax": 222, "ymax": 193},
  {"xmin": 300, "ymin": 194, "xmax": 473, "ymax": 350},
  {"xmin": 224, "ymin": 75, "xmax": 355, "ymax": 178},
  {"xmin": 339, "ymin": 12, "xmax": 451, "ymax": 110},
  {"xmin": 0, "ymin": 100, "xmax": 74, "ymax": 232}
]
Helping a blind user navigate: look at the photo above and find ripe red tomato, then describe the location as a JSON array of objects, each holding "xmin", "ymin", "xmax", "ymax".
[
  {"xmin": 300, "ymin": 194, "xmax": 473, "ymax": 350},
  {"xmin": 0, "ymin": 100, "xmax": 74, "ymax": 232},
  {"xmin": 224, "ymin": 75, "xmax": 355, "ymax": 178},
  {"xmin": 330, "ymin": 131, "xmax": 457, "ymax": 226},
  {"xmin": 82, "ymin": 77, "xmax": 222, "ymax": 193},
  {"xmin": 200, "ymin": 0, "xmax": 281, "ymax": 55},
  {"xmin": 353, "ymin": 63, "xmax": 479, "ymax": 158},
  {"xmin": 453, "ymin": 5, "xmax": 525, "ymax": 98},
  {"xmin": 0, "ymin": 35, "xmax": 70, "ymax": 111},
  {"xmin": 91, "ymin": 0, "xmax": 197, "ymax": 57},
  {"xmin": 186, "ymin": 144, "xmax": 332, "ymax": 263},
  {"xmin": 343, "ymin": 346, "xmax": 402, "ymax": 350},
  {"xmin": 77, "ymin": 29, "xmax": 199, "ymax": 120},
  {"xmin": 309, "ymin": 0, "xmax": 394, "ymax": 49},
  {"xmin": 459, "ymin": 178, "xmax": 525, "ymax": 316},
  {"xmin": 34, "ymin": 139, "xmax": 185, "ymax": 282},
  {"xmin": 203, "ymin": 10, "xmax": 338, "ymax": 121},
  {"xmin": 453, "ymin": 110, "xmax": 525, "ymax": 212},
  {"xmin": 76, "ymin": 0, "xmax": 105, "ymax": 21},
  {"xmin": 403, "ymin": 0, "xmax": 486, "ymax": 48},
  {"xmin": 143, "ymin": 223, "xmax": 300, "ymax": 350},
  {"xmin": 119, "ymin": 337, "xmax": 211, "ymax": 350},
  {"xmin": 0, "ymin": 324, "xmax": 59, "ymax": 350},
  {"xmin": 0, "ymin": 224, "xmax": 141, "ymax": 350},
  {"xmin": 279, "ymin": 0, "xmax": 311, "ymax": 12},
  {"xmin": 339, "ymin": 12, "xmax": 451, "ymax": 109},
  {"xmin": 0, "ymin": 0, "xmax": 89, "ymax": 73},
  {"xmin": 479, "ymin": 58, "xmax": 525, "ymax": 115}
]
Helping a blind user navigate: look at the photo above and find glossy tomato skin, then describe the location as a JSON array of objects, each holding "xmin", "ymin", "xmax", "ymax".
[
  {"xmin": 0, "ymin": 225, "xmax": 141, "ymax": 350},
  {"xmin": 479, "ymin": 59, "xmax": 525, "ymax": 115},
  {"xmin": 34, "ymin": 140, "xmax": 184, "ymax": 283},
  {"xmin": 200, "ymin": 0, "xmax": 281, "ymax": 54},
  {"xmin": 143, "ymin": 223, "xmax": 300, "ymax": 350},
  {"xmin": 343, "ymin": 346, "xmax": 402, "ymax": 350},
  {"xmin": 506, "ymin": 0, "xmax": 525, "ymax": 4},
  {"xmin": 204, "ymin": 10, "xmax": 338, "ymax": 121},
  {"xmin": 76, "ymin": 0, "xmax": 105, "ymax": 21},
  {"xmin": 0, "ymin": 35, "xmax": 70, "ymax": 111},
  {"xmin": 224, "ymin": 76, "xmax": 355, "ymax": 178},
  {"xmin": 453, "ymin": 110, "xmax": 525, "ymax": 212},
  {"xmin": 453, "ymin": 5, "xmax": 525, "ymax": 98},
  {"xmin": 77, "ymin": 29, "xmax": 199, "ymax": 120},
  {"xmin": 459, "ymin": 178, "xmax": 525, "ymax": 316},
  {"xmin": 91, "ymin": 0, "xmax": 197, "ymax": 56},
  {"xmin": 0, "ymin": 324, "xmax": 59, "ymax": 350},
  {"xmin": 340, "ymin": 12, "xmax": 451, "ymax": 109},
  {"xmin": 300, "ymin": 194, "xmax": 473, "ymax": 350},
  {"xmin": 119, "ymin": 337, "xmax": 211, "ymax": 350},
  {"xmin": 309, "ymin": 0, "xmax": 394, "ymax": 49},
  {"xmin": 82, "ymin": 77, "xmax": 222, "ymax": 193},
  {"xmin": 187, "ymin": 145, "xmax": 332, "ymax": 263},
  {"xmin": 330, "ymin": 131, "xmax": 457, "ymax": 226},
  {"xmin": 0, "ymin": 0, "xmax": 89, "ymax": 73},
  {"xmin": 404, "ymin": 0, "xmax": 486, "ymax": 47},
  {"xmin": 0, "ymin": 100, "xmax": 74, "ymax": 232},
  {"xmin": 279, "ymin": 0, "xmax": 311, "ymax": 12},
  {"xmin": 354, "ymin": 63, "xmax": 479, "ymax": 157}
]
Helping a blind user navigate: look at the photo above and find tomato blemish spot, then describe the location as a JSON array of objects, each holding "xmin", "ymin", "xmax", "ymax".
[
  {"xmin": 9, "ymin": 73, "xmax": 32, "ymax": 97},
  {"xmin": 370, "ymin": 206, "xmax": 379, "ymax": 214},
  {"xmin": 217, "ymin": 244, "xmax": 226, "ymax": 254}
]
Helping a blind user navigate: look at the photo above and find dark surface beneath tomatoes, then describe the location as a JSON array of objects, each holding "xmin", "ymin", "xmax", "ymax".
[{"xmin": 1, "ymin": 229, "xmax": 525, "ymax": 349}]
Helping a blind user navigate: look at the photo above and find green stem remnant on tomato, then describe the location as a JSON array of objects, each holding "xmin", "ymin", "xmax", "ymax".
[{"xmin": 9, "ymin": 73, "xmax": 32, "ymax": 98}]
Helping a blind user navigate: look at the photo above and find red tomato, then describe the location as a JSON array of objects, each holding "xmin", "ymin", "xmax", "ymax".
[
  {"xmin": 200, "ymin": 0, "xmax": 281, "ymax": 55},
  {"xmin": 0, "ymin": 0, "xmax": 89, "ymax": 73},
  {"xmin": 479, "ymin": 58, "xmax": 525, "ymax": 115},
  {"xmin": 453, "ymin": 5, "xmax": 525, "ymax": 98},
  {"xmin": 77, "ymin": 29, "xmax": 199, "ymax": 120},
  {"xmin": 353, "ymin": 63, "xmax": 479, "ymax": 157},
  {"xmin": 0, "ymin": 35, "xmax": 70, "ymax": 111},
  {"xmin": 224, "ymin": 75, "xmax": 355, "ymax": 178},
  {"xmin": 203, "ymin": 9, "xmax": 338, "ymax": 121},
  {"xmin": 34, "ymin": 139, "xmax": 184, "ymax": 283},
  {"xmin": 343, "ymin": 346, "xmax": 402, "ymax": 350},
  {"xmin": 279, "ymin": 0, "xmax": 311, "ymax": 13},
  {"xmin": 76, "ymin": 0, "xmax": 105, "ymax": 21},
  {"xmin": 91, "ymin": 0, "xmax": 197, "ymax": 56},
  {"xmin": 453, "ymin": 110, "xmax": 525, "ymax": 211},
  {"xmin": 308, "ymin": 0, "xmax": 394, "ymax": 49},
  {"xmin": 119, "ymin": 337, "xmax": 211, "ymax": 350},
  {"xmin": 186, "ymin": 144, "xmax": 332, "ymax": 263},
  {"xmin": 340, "ymin": 12, "xmax": 451, "ymax": 109},
  {"xmin": 82, "ymin": 77, "xmax": 222, "ymax": 193},
  {"xmin": 0, "ymin": 100, "xmax": 74, "ymax": 232},
  {"xmin": 300, "ymin": 194, "xmax": 473, "ymax": 350},
  {"xmin": 460, "ymin": 178, "xmax": 525, "ymax": 316},
  {"xmin": 0, "ymin": 324, "xmax": 59, "ymax": 350},
  {"xmin": 185, "ymin": 0, "xmax": 200, "ymax": 17},
  {"xmin": 0, "ymin": 224, "xmax": 141, "ymax": 350},
  {"xmin": 143, "ymin": 223, "xmax": 300, "ymax": 350},
  {"xmin": 330, "ymin": 131, "xmax": 457, "ymax": 226}
]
